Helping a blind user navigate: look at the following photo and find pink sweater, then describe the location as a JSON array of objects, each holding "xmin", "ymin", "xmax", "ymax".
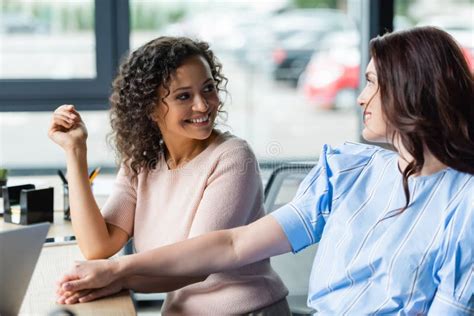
[{"xmin": 101, "ymin": 132, "xmax": 288, "ymax": 315}]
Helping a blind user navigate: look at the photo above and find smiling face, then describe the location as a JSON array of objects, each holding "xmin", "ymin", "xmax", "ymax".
[
  {"xmin": 152, "ymin": 55, "xmax": 220, "ymax": 143},
  {"xmin": 357, "ymin": 58, "xmax": 389, "ymax": 143}
]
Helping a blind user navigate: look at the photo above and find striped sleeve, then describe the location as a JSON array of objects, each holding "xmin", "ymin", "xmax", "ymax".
[
  {"xmin": 429, "ymin": 195, "xmax": 474, "ymax": 315},
  {"xmin": 271, "ymin": 143, "xmax": 376, "ymax": 253},
  {"xmin": 271, "ymin": 145, "xmax": 332, "ymax": 253}
]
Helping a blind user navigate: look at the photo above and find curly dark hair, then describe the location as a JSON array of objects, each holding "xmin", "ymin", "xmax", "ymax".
[
  {"xmin": 107, "ymin": 36, "xmax": 228, "ymax": 179},
  {"xmin": 370, "ymin": 26, "xmax": 474, "ymax": 213}
]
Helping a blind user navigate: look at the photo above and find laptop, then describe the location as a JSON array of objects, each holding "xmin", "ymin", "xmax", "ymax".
[{"xmin": 0, "ymin": 222, "xmax": 50, "ymax": 316}]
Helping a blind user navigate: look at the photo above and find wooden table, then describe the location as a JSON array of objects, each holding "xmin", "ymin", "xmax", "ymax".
[
  {"xmin": 19, "ymin": 243, "xmax": 135, "ymax": 316},
  {"xmin": 0, "ymin": 212, "xmax": 136, "ymax": 316},
  {"xmin": 0, "ymin": 212, "xmax": 73, "ymax": 238}
]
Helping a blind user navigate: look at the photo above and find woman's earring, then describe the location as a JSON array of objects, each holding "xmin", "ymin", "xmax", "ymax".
[{"xmin": 159, "ymin": 138, "xmax": 165, "ymax": 153}]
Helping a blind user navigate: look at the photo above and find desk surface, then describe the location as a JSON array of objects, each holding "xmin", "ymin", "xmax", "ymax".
[
  {"xmin": 0, "ymin": 214, "xmax": 136, "ymax": 315},
  {"xmin": 20, "ymin": 243, "xmax": 136, "ymax": 316},
  {"xmin": 0, "ymin": 212, "xmax": 73, "ymax": 237}
]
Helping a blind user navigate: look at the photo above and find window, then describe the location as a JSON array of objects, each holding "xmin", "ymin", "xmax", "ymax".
[
  {"xmin": 0, "ymin": 0, "xmax": 127, "ymax": 111},
  {"xmin": 129, "ymin": 0, "xmax": 362, "ymax": 160},
  {"xmin": 0, "ymin": 0, "xmax": 96, "ymax": 79},
  {"xmin": 0, "ymin": 0, "xmax": 128, "ymax": 170},
  {"xmin": 0, "ymin": 0, "xmax": 408, "ymax": 170}
]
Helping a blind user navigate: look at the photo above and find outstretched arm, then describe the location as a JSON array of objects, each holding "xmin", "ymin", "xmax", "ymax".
[
  {"xmin": 59, "ymin": 215, "xmax": 291, "ymax": 294},
  {"xmin": 121, "ymin": 215, "xmax": 290, "ymax": 277}
]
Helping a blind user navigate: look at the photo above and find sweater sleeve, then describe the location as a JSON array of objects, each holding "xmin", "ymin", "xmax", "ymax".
[
  {"xmin": 187, "ymin": 144, "xmax": 264, "ymax": 238},
  {"xmin": 100, "ymin": 165, "xmax": 137, "ymax": 236}
]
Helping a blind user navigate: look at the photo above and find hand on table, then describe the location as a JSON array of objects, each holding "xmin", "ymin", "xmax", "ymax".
[
  {"xmin": 56, "ymin": 279, "xmax": 124, "ymax": 304},
  {"xmin": 56, "ymin": 259, "xmax": 121, "ymax": 304}
]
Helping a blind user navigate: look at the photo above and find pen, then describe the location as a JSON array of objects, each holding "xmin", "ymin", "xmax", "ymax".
[
  {"xmin": 57, "ymin": 170, "xmax": 68, "ymax": 185},
  {"xmin": 89, "ymin": 167, "xmax": 101, "ymax": 184},
  {"xmin": 88, "ymin": 168, "xmax": 96, "ymax": 179}
]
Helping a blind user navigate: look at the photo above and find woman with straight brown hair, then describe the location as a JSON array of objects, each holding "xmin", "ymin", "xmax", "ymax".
[{"xmin": 57, "ymin": 27, "xmax": 473, "ymax": 315}]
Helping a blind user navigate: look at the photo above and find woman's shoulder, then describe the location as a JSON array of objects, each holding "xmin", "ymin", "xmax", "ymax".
[
  {"xmin": 322, "ymin": 141, "xmax": 396, "ymax": 172},
  {"xmin": 202, "ymin": 132, "xmax": 260, "ymax": 180},
  {"xmin": 327, "ymin": 141, "xmax": 393, "ymax": 157},
  {"xmin": 207, "ymin": 131, "xmax": 256, "ymax": 161},
  {"xmin": 447, "ymin": 169, "xmax": 474, "ymax": 203}
]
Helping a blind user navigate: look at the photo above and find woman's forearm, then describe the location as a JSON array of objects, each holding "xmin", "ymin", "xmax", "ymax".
[
  {"xmin": 117, "ymin": 229, "xmax": 241, "ymax": 278},
  {"xmin": 114, "ymin": 216, "xmax": 291, "ymax": 279},
  {"xmin": 124, "ymin": 275, "xmax": 207, "ymax": 293},
  {"xmin": 58, "ymin": 216, "xmax": 290, "ymax": 295},
  {"xmin": 66, "ymin": 146, "xmax": 120, "ymax": 259}
]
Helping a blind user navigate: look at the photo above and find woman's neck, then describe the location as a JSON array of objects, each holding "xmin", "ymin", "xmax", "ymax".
[
  {"xmin": 162, "ymin": 130, "xmax": 217, "ymax": 169},
  {"xmin": 394, "ymin": 138, "xmax": 447, "ymax": 176}
]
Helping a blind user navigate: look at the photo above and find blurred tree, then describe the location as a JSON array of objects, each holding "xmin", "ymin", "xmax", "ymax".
[
  {"xmin": 76, "ymin": 6, "xmax": 93, "ymax": 31},
  {"xmin": 131, "ymin": 4, "xmax": 162, "ymax": 30},
  {"xmin": 395, "ymin": 0, "xmax": 410, "ymax": 16},
  {"xmin": 292, "ymin": 0, "xmax": 341, "ymax": 8},
  {"xmin": 131, "ymin": 3, "xmax": 186, "ymax": 30},
  {"xmin": 31, "ymin": 4, "xmax": 52, "ymax": 22},
  {"xmin": 169, "ymin": 9, "xmax": 186, "ymax": 23},
  {"xmin": 1, "ymin": 0, "xmax": 21, "ymax": 12}
]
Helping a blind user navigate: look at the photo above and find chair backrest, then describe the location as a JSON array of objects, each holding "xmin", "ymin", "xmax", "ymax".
[
  {"xmin": 264, "ymin": 162, "xmax": 317, "ymax": 315},
  {"xmin": 264, "ymin": 162, "xmax": 315, "ymax": 213}
]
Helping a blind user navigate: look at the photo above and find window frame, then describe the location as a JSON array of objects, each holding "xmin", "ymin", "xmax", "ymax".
[
  {"xmin": 0, "ymin": 0, "xmax": 130, "ymax": 112},
  {"xmin": 3, "ymin": 0, "xmax": 395, "ymax": 175}
]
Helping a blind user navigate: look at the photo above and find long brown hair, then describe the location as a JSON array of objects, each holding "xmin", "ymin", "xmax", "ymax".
[{"xmin": 370, "ymin": 26, "xmax": 474, "ymax": 210}]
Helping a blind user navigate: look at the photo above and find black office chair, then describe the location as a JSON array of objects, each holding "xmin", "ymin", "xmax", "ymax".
[{"xmin": 263, "ymin": 162, "xmax": 317, "ymax": 316}]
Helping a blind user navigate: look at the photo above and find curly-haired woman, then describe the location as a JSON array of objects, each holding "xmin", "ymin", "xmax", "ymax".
[{"xmin": 48, "ymin": 37, "xmax": 290, "ymax": 315}]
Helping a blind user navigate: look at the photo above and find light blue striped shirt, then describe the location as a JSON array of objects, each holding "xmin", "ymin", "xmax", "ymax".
[{"xmin": 272, "ymin": 142, "xmax": 473, "ymax": 315}]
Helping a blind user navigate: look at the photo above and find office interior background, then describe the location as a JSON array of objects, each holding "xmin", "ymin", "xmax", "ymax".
[
  {"xmin": 1, "ymin": 0, "xmax": 472, "ymax": 173},
  {"xmin": 0, "ymin": 0, "xmax": 472, "ymax": 314}
]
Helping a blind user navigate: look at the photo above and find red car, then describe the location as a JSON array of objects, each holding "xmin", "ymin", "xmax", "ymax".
[
  {"xmin": 299, "ymin": 31, "xmax": 359, "ymax": 110},
  {"xmin": 462, "ymin": 47, "xmax": 474, "ymax": 70},
  {"xmin": 301, "ymin": 27, "xmax": 474, "ymax": 110}
]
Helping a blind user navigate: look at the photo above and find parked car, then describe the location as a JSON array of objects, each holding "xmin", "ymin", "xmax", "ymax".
[
  {"xmin": 299, "ymin": 31, "xmax": 360, "ymax": 110},
  {"xmin": 300, "ymin": 17, "xmax": 474, "ymax": 110},
  {"xmin": 272, "ymin": 29, "xmax": 328, "ymax": 85},
  {"xmin": 270, "ymin": 9, "xmax": 354, "ymax": 86},
  {"xmin": 0, "ymin": 13, "xmax": 49, "ymax": 34},
  {"xmin": 461, "ymin": 47, "xmax": 474, "ymax": 71}
]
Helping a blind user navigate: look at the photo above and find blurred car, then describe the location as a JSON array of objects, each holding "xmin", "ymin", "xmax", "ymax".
[
  {"xmin": 272, "ymin": 29, "xmax": 329, "ymax": 85},
  {"xmin": 0, "ymin": 13, "xmax": 49, "ymax": 34},
  {"xmin": 270, "ymin": 9, "xmax": 354, "ymax": 85},
  {"xmin": 300, "ymin": 16, "xmax": 474, "ymax": 110},
  {"xmin": 461, "ymin": 47, "xmax": 474, "ymax": 71},
  {"xmin": 299, "ymin": 31, "xmax": 360, "ymax": 110}
]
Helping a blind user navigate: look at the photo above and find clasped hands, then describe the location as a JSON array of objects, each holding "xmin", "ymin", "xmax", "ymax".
[{"xmin": 56, "ymin": 259, "xmax": 122, "ymax": 305}]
